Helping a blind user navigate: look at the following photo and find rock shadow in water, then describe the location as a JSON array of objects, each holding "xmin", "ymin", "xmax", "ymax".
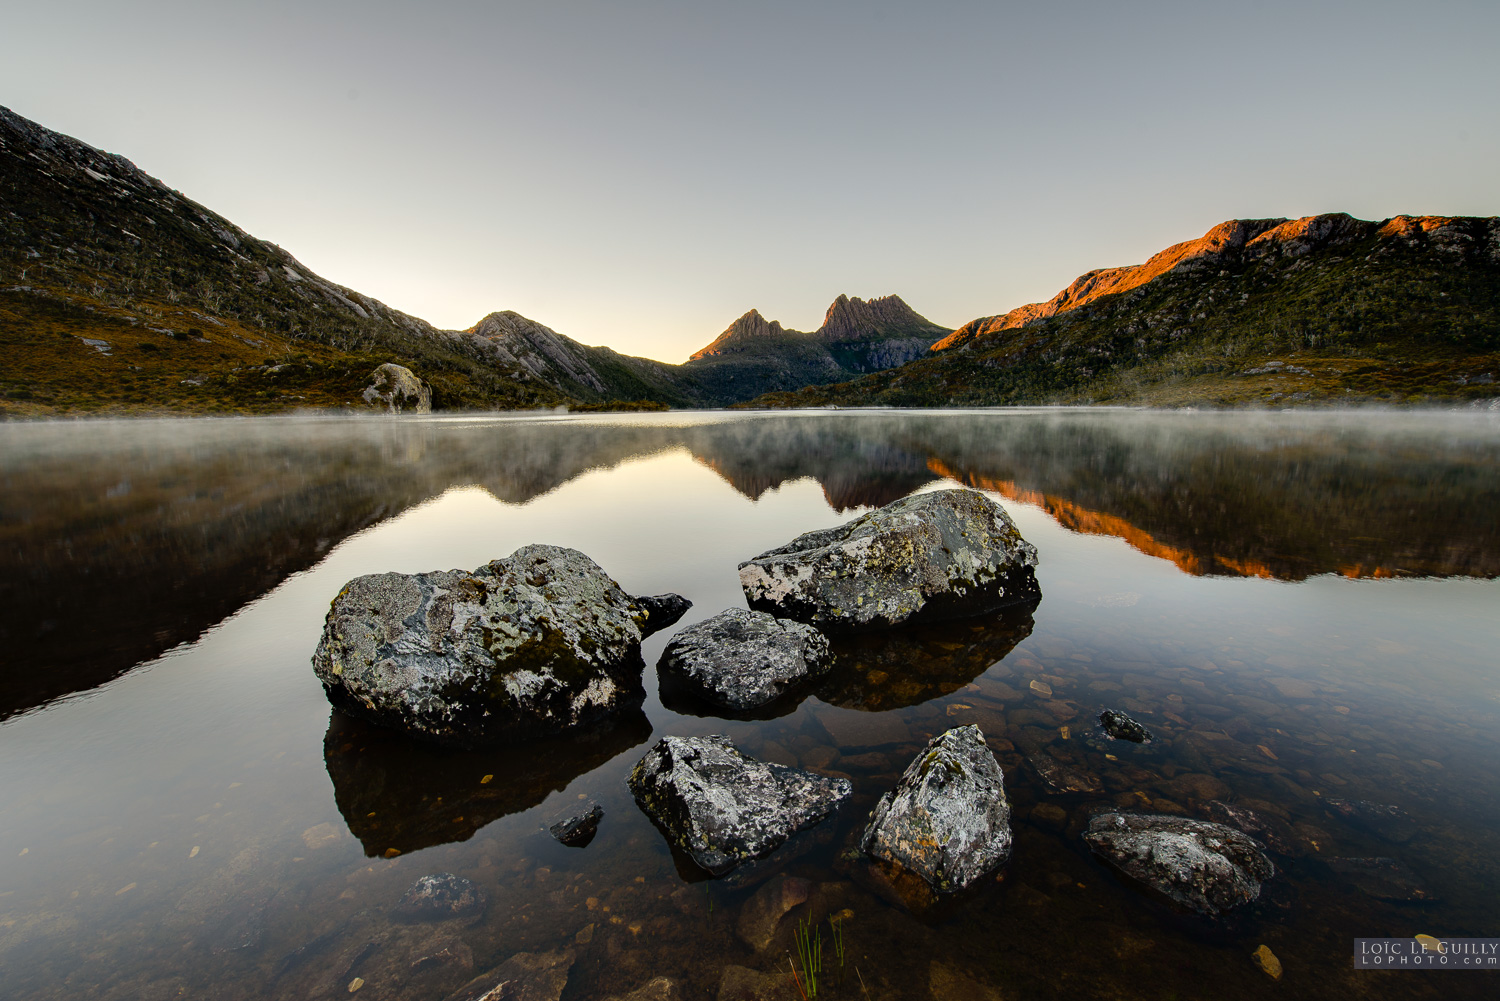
[
  {"xmin": 816, "ymin": 599, "xmax": 1038, "ymax": 712},
  {"xmin": 322, "ymin": 708, "xmax": 652, "ymax": 857}
]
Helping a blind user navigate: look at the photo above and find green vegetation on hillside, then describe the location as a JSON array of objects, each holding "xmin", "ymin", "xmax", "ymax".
[{"xmin": 746, "ymin": 217, "xmax": 1500, "ymax": 409}]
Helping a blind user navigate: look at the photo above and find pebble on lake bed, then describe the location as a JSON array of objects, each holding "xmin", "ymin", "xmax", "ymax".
[{"xmin": 1252, "ymin": 945, "xmax": 1282, "ymax": 979}]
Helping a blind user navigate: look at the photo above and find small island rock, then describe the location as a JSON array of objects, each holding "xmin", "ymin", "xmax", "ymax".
[
  {"xmin": 658, "ymin": 609, "xmax": 832, "ymax": 710},
  {"xmin": 738, "ymin": 489, "xmax": 1039, "ymax": 632},
  {"xmin": 1083, "ymin": 812, "xmax": 1275, "ymax": 916},
  {"xmin": 548, "ymin": 803, "xmax": 603, "ymax": 847},
  {"xmin": 628, "ymin": 734, "xmax": 851, "ymax": 875},
  {"xmin": 312, "ymin": 544, "xmax": 688, "ymax": 746},
  {"xmin": 861, "ymin": 725, "xmax": 1013, "ymax": 893}
]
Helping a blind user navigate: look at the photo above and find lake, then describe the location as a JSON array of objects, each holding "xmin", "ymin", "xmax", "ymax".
[{"xmin": 1, "ymin": 408, "xmax": 1497, "ymax": 1000}]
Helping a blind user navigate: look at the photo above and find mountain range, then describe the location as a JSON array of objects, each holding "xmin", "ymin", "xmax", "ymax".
[{"xmin": 2, "ymin": 103, "xmax": 1496, "ymax": 414}]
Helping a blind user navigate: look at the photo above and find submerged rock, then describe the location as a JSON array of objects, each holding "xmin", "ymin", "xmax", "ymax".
[
  {"xmin": 1328, "ymin": 856, "xmax": 1436, "ymax": 902},
  {"xmin": 445, "ymin": 948, "xmax": 575, "ymax": 1001},
  {"xmin": 658, "ymin": 609, "xmax": 832, "ymax": 710},
  {"xmin": 738, "ymin": 488, "xmax": 1039, "ymax": 632},
  {"xmin": 1205, "ymin": 800, "xmax": 1303, "ymax": 856},
  {"xmin": 1083, "ymin": 812, "xmax": 1275, "ymax": 916},
  {"xmin": 362, "ymin": 362, "xmax": 432, "ymax": 414},
  {"xmin": 627, "ymin": 734, "xmax": 851, "ymax": 875},
  {"xmin": 548, "ymin": 803, "xmax": 603, "ymax": 847},
  {"xmin": 861, "ymin": 725, "xmax": 1013, "ymax": 893},
  {"xmin": 1099, "ymin": 709, "xmax": 1154, "ymax": 743},
  {"xmin": 1323, "ymin": 799, "xmax": 1417, "ymax": 844},
  {"xmin": 312, "ymin": 544, "xmax": 689, "ymax": 746},
  {"xmin": 735, "ymin": 873, "xmax": 812, "ymax": 950},
  {"xmin": 394, "ymin": 874, "xmax": 488, "ymax": 922}
]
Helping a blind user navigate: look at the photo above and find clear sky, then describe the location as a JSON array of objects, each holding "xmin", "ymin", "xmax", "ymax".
[{"xmin": 5, "ymin": 1, "xmax": 1497, "ymax": 362}]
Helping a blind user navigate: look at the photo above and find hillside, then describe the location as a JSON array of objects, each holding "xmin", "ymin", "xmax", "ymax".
[
  {"xmin": 746, "ymin": 214, "xmax": 1500, "ymax": 409},
  {"xmin": 681, "ymin": 293, "xmax": 950, "ymax": 401},
  {"xmin": 0, "ymin": 105, "xmax": 676, "ymax": 415}
]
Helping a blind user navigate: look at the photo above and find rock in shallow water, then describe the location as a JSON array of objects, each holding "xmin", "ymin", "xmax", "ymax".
[
  {"xmin": 628, "ymin": 734, "xmax": 851, "ymax": 875},
  {"xmin": 1083, "ymin": 812, "xmax": 1275, "ymax": 916},
  {"xmin": 861, "ymin": 725, "xmax": 1013, "ymax": 893},
  {"xmin": 1099, "ymin": 709, "xmax": 1153, "ymax": 743},
  {"xmin": 548, "ymin": 803, "xmax": 603, "ymax": 847},
  {"xmin": 312, "ymin": 544, "xmax": 688, "ymax": 746},
  {"xmin": 738, "ymin": 488, "xmax": 1039, "ymax": 632},
  {"xmin": 394, "ymin": 873, "xmax": 488, "ymax": 922},
  {"xmin": 658, "ymin": 608, "xmax": 831, "ymax": 710}
]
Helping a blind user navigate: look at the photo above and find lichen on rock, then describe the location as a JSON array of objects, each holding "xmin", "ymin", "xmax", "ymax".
[
  {"xmin": 628, "ymin": 734, "xmax": 851, "ymax": 875},
  {"xmin": 860, "ymin": 725, "xmax": 1013, "ymax": 893},
  {"xmin": 738, "ymin": 488, "xmax": 1039, "ymax": 632},
  {"xmin": 362, "ymin": 362, "xmax": 432, "ymax": 414},
  {"xmin": 1082, "ymin": 812, "xmax": 1275, "ymax": 916},
  {"xmin": 311, "ymin": 544, "xmax": 688, "ymax": 746},
  {"xmin": 657, "ymin": 608, "xmax": 832, "ymax": 711}
]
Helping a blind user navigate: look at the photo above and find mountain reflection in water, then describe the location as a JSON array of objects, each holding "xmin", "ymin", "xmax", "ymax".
[{"xmin": 1, "ymin": 410, "xmax": 1496, "ymax": 721}]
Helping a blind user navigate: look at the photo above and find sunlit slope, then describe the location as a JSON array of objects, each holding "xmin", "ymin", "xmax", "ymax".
[{"xmin": 746, "ymin": 214, "xmax": 1500, "ymax": 408}]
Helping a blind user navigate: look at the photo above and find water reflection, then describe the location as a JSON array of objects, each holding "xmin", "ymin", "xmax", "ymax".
[
  {"xmin": 323, "ymin": 709, "xmax": 652, "ymax": 857},
  {"xmin": 818, "ymin": 600, "xmax": 1038, "ymax": 712}
]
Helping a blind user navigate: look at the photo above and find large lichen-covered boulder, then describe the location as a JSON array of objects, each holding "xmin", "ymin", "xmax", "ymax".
[
  {"xmin": 860, "ymin": 726, "xmax": 1012, "ymax": 893},
  {"xmin": 1082, "ymin": 812, "xmax": 1275, "ymax": 916},
  {"xmin": 657, "ymin": 608, "xmax": 832, "ymax": 711},
  {"xmin": 628, "ymin": 734, "xmax": 851, "ymax": 875},
  {"xmin": 738, "ymin": 489, "xmax": 1039, "ymax": 632},
  {"xmin": 312, "ymin": 544, "xmax": 689, "ymax": 746},
  {"xmin": 362, "ymin": 362, "xmax": 432, "ymax": 414}
]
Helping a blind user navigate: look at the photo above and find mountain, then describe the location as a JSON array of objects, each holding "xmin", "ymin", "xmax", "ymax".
[
  {"xmin": 463, "ymin": 310, "xmax": 705, "ymax": 407},
  {"xmin": 0, "ymin": 105, "xmax": 675, "ymax": 415},
  {"xmin": 746, "ymin": 214, "xmax": 1500, "ymax": 409},
  {"xmin": 681, "ymin": 293, "xmax": 951, "ymax": 401}
]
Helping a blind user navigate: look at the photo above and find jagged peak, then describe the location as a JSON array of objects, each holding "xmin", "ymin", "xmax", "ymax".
[
  {"xmin": 690, "ymin": 308, "xmax": 798, "ymax": 360},
  {"xmin": 816, "ymin": 293, "xmax": 947, "ymax": 344}
]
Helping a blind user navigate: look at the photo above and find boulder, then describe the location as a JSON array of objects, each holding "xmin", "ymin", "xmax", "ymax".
[
  {"xmin": 1083, "ymin": 812, "xmax": 1275, "ymax": 916},
  {"xmin": 738, "ymin": 489, "xmax": 1039, "ymax": 632},
  {"xmin": 627, "ymin": 734, "xmax": 851, "ymax": 875},
  {"xmin": 634, "ymin": 593, "xmax": 693, "ymax": 636},
  {"xmin": 1099, "ymin": 709, "xmax": 1153, "ymax": 743},
  {"xmin": 860, "ymin": 725, "xmax": 1013, "ymax": 893},
  {"xmin": 362, "ymin": 362, "xmax": 432, "ymax": 414},
  {"xmin": 658, "ymin": 609, "xmax": 832, "ymax": 710},
  {"xmin": 548, "ymin": 803, "xmax": 603, "ymax": 847},
  {"xmin": 312, "ymin": 544, "xmax": 688, "ymax": 746},
  {"xmin": 735, "ymin": 874, "xmax": 812, "ymax": 950},
  {"xmin": 394, "ymin": 874, "xmax": 488, "ymax": 922}
]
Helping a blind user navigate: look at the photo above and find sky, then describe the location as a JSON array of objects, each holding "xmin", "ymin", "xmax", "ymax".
[{"xmin": 4, "ymin": 0, "xmax": 1497, "ymax": 363}]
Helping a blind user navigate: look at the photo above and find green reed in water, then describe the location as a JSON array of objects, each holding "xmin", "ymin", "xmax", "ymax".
[
  {"xmin": 791, "ymin": 917, "xmax": 822, "ymax": 998},
  {"xmin": 829, "ymin": 914, "xmax": 845, "ymax": 968}
]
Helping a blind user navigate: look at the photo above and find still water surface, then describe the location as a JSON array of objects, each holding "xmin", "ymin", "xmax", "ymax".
[{"xmin": 1, "ymin": 409, "xmax": 1498, "ymax": 999}]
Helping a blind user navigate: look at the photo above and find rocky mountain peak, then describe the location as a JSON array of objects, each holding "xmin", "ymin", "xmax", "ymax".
[
  {"xmin": 690, "ymin": 309, "xmax": 795, "ymax": 360},
  {"xmin": 816, "ymin": 293, "xmax": 944, "ymax": 344}
]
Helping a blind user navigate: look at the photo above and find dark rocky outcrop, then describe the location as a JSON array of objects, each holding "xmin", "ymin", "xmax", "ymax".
[
  {"xmin": 739, "ymin": 489, "xmax": 1039, "ymax": 632},
  {"xmin": 657, "ymin": 608, "xmax": 832, "ymax": 710},
  {"xmin": 634, "ymin": 593, "xmax": 694, "ymax": 636},
  {"xmin": 394, "ymin": 874, "xmax": 488, "ymax": 923},
  {"xmin": 312, "ymin": 544, "xmax": 686, "ymax": 746},
  {"xmin": 1083, "ymin": 812, "xmax": 1275, "ymax": 916},
  {"xmin": 627, "ymin": 734, "xmax": 851, "ymax": 875},
  {"xmin": 861, "ymin": 726, "xmax": 1013, "ymax": 893},
  {"xmin": 1099, "ymin": 709, "xmax": 1154, "ymax": 743}
]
